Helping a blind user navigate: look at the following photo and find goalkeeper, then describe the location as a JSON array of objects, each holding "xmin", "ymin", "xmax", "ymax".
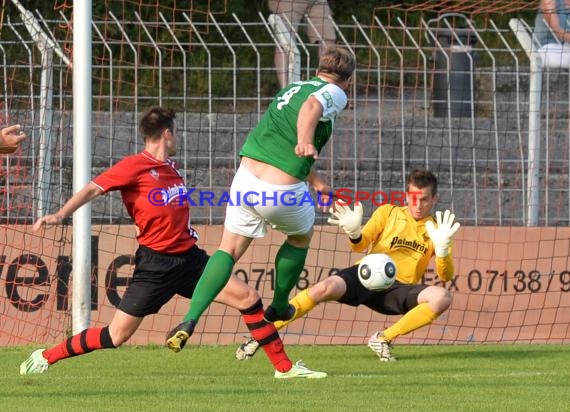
[{"xmin": 236, "ymin": 168, "xmax": 460, "ymax": 362}]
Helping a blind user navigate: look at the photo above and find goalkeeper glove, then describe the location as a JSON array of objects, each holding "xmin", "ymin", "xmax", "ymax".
[
  {"xmin": 425, "ymin": 210, "xmax": 461, "ymax": 257},
  {"xmin": 327, "ymin": 202, "xmax": 363, "ymax": 239}
]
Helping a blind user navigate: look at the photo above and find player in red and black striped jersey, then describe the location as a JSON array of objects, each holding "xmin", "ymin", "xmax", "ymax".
[{"xmin": 20, "ymin": 106, "xmax": 325, "ymax": 379}]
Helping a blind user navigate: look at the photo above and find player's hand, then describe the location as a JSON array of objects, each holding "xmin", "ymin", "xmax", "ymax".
[
  {"xmin": 0, "ymin": 124, "xmax": 26, "ymax": 154},
  {"xmin": 295, "ymin": 143, "xmax": 318, "ymax": 159},
  {"xmin": 425, "ymin": 210, "xmax": 461, "ymax": 257},
  {"xmin": 32, "ymin": 214, "xmax": 64, "ymax": 232},
  {"xmin": 315, "ymin": 185, "xmax": 334, "ymax": 213},
  {"xmin": 328, "ymin": 201, "xmax": 363, "ymax": 239}
]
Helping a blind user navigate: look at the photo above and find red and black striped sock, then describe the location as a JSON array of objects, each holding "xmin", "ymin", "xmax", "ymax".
[
  {"xmin": 240, "ymin": 299, "xmax": 292, "ymax": 372},
  {"xmin": 42, "ymin": 326, "xmax": 116, "ymax": 365}
]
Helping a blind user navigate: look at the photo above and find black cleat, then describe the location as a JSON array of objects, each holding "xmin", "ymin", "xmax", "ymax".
[
  {"xmin": 166, "ymin": 320, "xmax": 196, "ymax": 353},
  {"xmin": 263, "ymin": 304, "xmax": 296, "ymax": 323}
]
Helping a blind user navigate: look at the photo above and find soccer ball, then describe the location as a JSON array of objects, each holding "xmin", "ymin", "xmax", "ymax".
[{"xmin": 357, "ymin": 253, "xmax": 397, "ymax": 291}]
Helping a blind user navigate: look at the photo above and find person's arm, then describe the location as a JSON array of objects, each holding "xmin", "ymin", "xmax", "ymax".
[
  {"xmin": 434, "ymin": 252, "xmax": 455, "ymax": 282},
  {"xmin": 307, "ymin": 169, "xmax": 331, "ymax": 193},
  {"xmin": 540, "ymin": 0, "xmax": 570, "ymax": 42},
  {"xmin": 32, "ymin": 182, "xmax": 104, "ymax": 231},
  {"xmin": 0, "ymin": 124, "xmax": 26, "ymax": 153},
  {"xmin": 426, "ymin": 210, "xmax": 461, "ymax": 282},
  {"xmin": 348, "ymin": 205, "xmax": 387, "ymax": 252},
  {"xmin": 328, "ymin": 202, "xmax": 392, "ymax": 254},
  {"xmin": 308, "ymin": 169, "xmax": 333, "ymax": 211},
  {"xmin": 295, "ymin": 96, "xmax": 323, "ymax": 159}
]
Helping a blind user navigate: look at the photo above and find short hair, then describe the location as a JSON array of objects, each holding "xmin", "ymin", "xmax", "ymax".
[
  {"xmin": 139, "ymin": 106, "xmax": 176, "ymax": 141},
  {"xmin": 317, "ymin": 46, "xmax": 355, "ymax": 82},
  {"xmin": 407, "ymin": 168, "xmax": 438, "ymax": 196}
]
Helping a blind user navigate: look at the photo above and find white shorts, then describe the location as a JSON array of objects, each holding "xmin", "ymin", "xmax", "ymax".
[{"xmin": 224, "ymin": 164, "xmax": 315, "ymax": 238}]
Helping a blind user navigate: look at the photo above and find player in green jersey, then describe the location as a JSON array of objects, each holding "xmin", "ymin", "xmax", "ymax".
[{"xmin": 167, "ymin": 46, "xmax": 355, "ymax": 353}]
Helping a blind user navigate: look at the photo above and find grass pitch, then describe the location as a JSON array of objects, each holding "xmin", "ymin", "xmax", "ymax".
[{"xmin": 3, "ymin": 344, "xmax": 570, "ymax": 411}]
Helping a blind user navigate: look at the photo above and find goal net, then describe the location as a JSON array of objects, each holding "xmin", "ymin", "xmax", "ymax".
[{"xmin": 1, "ymin": 0, "xmax": 569, "ymax": 347}]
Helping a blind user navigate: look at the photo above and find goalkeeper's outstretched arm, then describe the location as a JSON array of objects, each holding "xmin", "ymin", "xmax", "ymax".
[
  {"xmin": 426, "ymin": 210, "xmax": 460, "ymax": 282},
  {"xmin": 328, "ymin": 201, "xmax": 363, "ymax": 240}
]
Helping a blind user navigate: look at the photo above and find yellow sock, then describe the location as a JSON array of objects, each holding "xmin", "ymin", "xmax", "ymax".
[
  {"xmin": 382, "ymin": 303, "xmax": 439, "ymax": 342},
  {"xmin": 274, "ymin": 289, "xmax": 317, "ymax": 330}
]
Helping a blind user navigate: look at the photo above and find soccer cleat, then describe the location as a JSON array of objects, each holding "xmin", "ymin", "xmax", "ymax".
[
  {"xmin": 235, "ymin": 337, "xmax": 260, "ymax": 360},
  {"xmin": 20, "ymin": 349, "xmax": 49, "ymax": 375},
  {"xmin": 263, "ymin": 304, "xmax": 296, "ymax": 323},
  {"xmin": 367, "ymin": 331, "xmax": 396, "ymax": 362},
  {"xmin": 166, "ymin": 320, "xmax": 196, "ymax": 353},
  {"xmin": 274, "ymin": 360, "xmax": 327, "ymax": 379}
]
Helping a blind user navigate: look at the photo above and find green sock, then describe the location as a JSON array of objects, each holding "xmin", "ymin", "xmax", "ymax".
[
  {"xmin": 184, "ymin": 250, "xmax": 234, "ymax": 323},
  {"xmin": 272, "ymin": 242, "xmax": 308, "ymax": 313}
]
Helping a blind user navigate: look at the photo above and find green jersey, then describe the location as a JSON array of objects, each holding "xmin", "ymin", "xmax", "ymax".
[{"xmin": 240, "ymin": 76, "xmax": 348, "ymax": 180}]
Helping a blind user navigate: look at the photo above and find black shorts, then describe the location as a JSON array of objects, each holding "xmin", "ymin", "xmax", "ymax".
[
  {"xmin": 335, "ymin": 264, "xmax": 428, "ymax": 316},
  {"xmin": 118, "ymin": 244, "xmax": 209, "ymax": 317}
]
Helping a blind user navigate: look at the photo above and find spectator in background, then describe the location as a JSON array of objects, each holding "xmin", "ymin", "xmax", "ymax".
[
  {"xmin": 0, "ymin": 124, "xmax": 26, "ymax": 153},
  {"xmin": 268, "ymin": 0, "xmax": 336, "ymax": 88},
  {"xmin": 534, "ymin": 0, "xmax": 570, "ymax": 68}
]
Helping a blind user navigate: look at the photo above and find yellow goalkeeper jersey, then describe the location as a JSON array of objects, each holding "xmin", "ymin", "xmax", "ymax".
[{"xmin": 350, "ymin": 204, "xmax": 455, "ymax": 284}]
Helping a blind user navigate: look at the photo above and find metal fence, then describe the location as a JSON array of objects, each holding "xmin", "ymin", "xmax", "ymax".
[{"xmin": 1, "ymin": 10, "xmax": 568, "ymax": 226}]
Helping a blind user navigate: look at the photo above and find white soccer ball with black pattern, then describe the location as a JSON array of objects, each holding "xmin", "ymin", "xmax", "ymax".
[{"xmin": 357, "ymin": 253, "xmax": 397, "ymax": 291}]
